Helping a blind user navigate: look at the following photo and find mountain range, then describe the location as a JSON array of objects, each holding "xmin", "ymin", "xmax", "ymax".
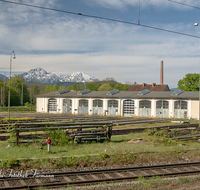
[{"xmin": 21, "ymin": 68, "xmax": 96, "ymax": 83}]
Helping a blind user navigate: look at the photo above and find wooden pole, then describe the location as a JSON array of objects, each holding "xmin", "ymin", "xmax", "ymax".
[{"xmin": 16, "ymin": 130, "xmax": 19, "ymax": 146}]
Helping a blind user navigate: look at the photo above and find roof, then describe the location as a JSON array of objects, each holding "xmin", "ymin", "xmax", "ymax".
[
  {"xmin": 128, "ymin": 83, "xmax": 170, "ymax": 91},
  {"xmin": 35, "ymin": 90, "xmax": 199, "ymax": 100}
]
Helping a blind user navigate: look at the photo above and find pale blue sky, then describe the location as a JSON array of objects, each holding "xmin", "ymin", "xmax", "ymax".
[{"xmin": 0, "ymin": 0, "xmax": 200, "ymax": 87}]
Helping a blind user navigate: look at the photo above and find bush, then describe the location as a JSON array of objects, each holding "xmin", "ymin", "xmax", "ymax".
[
  {"xmin": 45, "ymin": 128, "xmax": 73, "ymax": 146},
  {"xmin": 25, "ymin": 102, "xmax": 30, "ymax": 107}
]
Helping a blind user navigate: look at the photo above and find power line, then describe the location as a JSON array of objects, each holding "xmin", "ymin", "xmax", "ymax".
[
  {"xmin": 0, "ymin": 0, "xmax": 199, "ymax": 38},
  {"xmin": 168, "ymin": 0, "xmax": 200, "ymax": 10}
]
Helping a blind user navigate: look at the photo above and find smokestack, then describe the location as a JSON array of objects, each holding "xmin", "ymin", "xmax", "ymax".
[{"xmin": 160, "ymin": 60, "xmax": 163, "ymax": 85}]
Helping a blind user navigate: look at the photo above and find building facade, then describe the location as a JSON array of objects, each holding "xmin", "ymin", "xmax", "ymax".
[{"xmin": 35, "ymin": 89, "xmax": 199, "ymax": 119}]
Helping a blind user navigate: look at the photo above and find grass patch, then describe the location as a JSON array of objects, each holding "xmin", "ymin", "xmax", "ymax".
[
  {"xmin": 1, "ymin": 130, "xmax": 200, "ymax": 171},
  {"xmin": 1, "ymin": 131, "xmax": 200, "ymax": 160}
]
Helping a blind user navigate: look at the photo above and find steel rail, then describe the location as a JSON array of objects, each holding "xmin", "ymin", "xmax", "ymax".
[{"xmin": 1, "ymin": 161, "xmax": 200, "ymax": 189}]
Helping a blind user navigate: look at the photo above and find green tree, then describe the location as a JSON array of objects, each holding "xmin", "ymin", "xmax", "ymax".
[
  {"xmin": 67, "ymin": 83, "xmax": 80, "ymax": 91},
  {"xmin": 53, "ymin": 83, "xmax": 59, "ymax": 91},
  {"xmin": 85, "ymin": 83, "xmax": 97, "ymax": 91},
  {"xmin": 97, "ymin": 83, "xmax": 113, "ymax": 91},
  {"xmin": 45, "ymin": 84, "xmax": 53, "ymax": 93},
  {"xmin": 114, "ymin": 83, "xmax": 129, "ymax": 91},
  {"xmin": 177, "ymin": 73, "xmax": 199, "ymax": 91},
  {"xmin": 7, "ymin": 77, "xmax": 30, "ymax": 106}
]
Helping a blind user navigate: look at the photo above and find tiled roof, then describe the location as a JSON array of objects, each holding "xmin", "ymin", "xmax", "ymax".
[
  {"xmin": 35, "ymin": 90, "xmax": 199, "ymax": 100},
  {"xmin": 128, "ymin": 83, "xmax": 170, "ymax": 91}
]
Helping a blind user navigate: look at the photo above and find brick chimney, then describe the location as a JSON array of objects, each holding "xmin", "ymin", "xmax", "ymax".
[
  {"xmin": 143, "ymin": 83, "xmax": 147, "ymax": 87},
  {"xmin": 160, "ymin": 60, "xmax": 163, "ymax": 85}
]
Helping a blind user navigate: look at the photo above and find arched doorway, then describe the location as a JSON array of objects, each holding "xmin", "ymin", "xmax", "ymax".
[
  {"xmin": 78, "ymin": 99, "xmax": 88, "ymax": 115},
  {"xmin": 174, "ymin": 101, "xmax": 187, "ymax": 119},
  {"xmin": 48, "ymin": 98, "xmax": 57, "ymax": 113},
  {"xmin": 156, "ymin": 100, "xmax": 169, "ymax": 118},
  {"xmin": 139, "ymin": 100, "xmax": 151, "ymax": 117},
  {"xmin": 123, "ymin": 99, "xmax": 134, "ymax": 116},
  {"xmin": 108, "ymin": 100, "xmax": 118, "ymax": 116},
  {"xmin": 93, "ymin": 100, "xmax": 103, "ymax": 115},
  {"xmin": 63, "ymin": 99, "xmax": 72, "ymax": 114}
]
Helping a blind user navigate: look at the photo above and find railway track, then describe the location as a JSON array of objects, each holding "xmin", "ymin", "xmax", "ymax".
[{"xmin": 1, "ymin": 161, "xmax": 200, "ymax": 189}]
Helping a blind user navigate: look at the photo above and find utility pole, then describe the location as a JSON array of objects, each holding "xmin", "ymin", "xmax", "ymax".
[
  {"xmin": 21, "ymin": 83, "xmax": 23, "ymax": 106},
  {"xmin": 2, "ymin": 73, "xmax": 6, "ymax": 107},
  {"xmin": 0, "ymin": 87, "xmax": 2, "ymax": 111}
]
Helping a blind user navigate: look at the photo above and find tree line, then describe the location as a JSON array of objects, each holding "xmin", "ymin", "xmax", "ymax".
[
  {"xmin": 1, "ymin": 72, "xmax": 197, "ymax": 107},
  {"xmin": 0, "ymin": 76, "xmax": 132, "ymax": 107}
]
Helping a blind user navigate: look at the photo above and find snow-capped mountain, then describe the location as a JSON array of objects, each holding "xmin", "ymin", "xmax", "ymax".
[
  {"xmin": 65, "ymin": 72, "xmax": 95, "ymax": 82},
  {"xmin": 0, "ymin": 74, "xmax": 8, "ymax": 82},
  {"xmin": 21, "ymin": 68, "xmax": 96, "ymax": 83}
]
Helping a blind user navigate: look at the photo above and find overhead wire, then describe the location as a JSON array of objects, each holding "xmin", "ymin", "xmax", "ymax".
[
  {"xmin": 0, "ymin": 0, "xmax": 199, "ymax": 38},
  {"xmin": 168, "ymin": 0, "xmax": 200, "ymax": 10}
]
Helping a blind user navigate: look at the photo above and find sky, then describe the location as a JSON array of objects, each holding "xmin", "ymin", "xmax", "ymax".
[{"xmin": 0, "ymin": 0, "xmax": 200, "ymax": 87}]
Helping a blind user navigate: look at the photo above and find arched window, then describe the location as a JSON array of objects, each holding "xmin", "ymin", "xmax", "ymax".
[
  {"xmin": 156, "ymin": 100, "xmax": 168, "ymax": 109},
  {"xmin": 139, "ymin": 100, "xmax": 151, "ymax": 108},
  {"xmin": 108, "ymin": 100, "xmax": 118, "ymax": 108},
  {"xmin": 48, "ymin": 98, "xmax": 57, "ymax": 113},
  {"xmin": 174, "ymin": 101, "xmax": 187, "ymax": 109}
]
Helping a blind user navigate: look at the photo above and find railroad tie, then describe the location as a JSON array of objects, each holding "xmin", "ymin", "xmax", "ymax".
[
  {"xmin": 128, "ymin": 171, "xmax": 137, "ymax": 177},
  {"xmin": 191, "ymin": 166, "xmax": 200, "ymax": 171},
  {"xmin": 161, "ymin": 169, "xmax": 171, "ymax": 174},
  {"xmin": 63, "ymin": 176, "xmax": 72, "ymax": 182},
  {"xmin": 151, "ymin": 170, "xmax": 161, "ymax": 175},
  {"xmin": 116, "ymin": 172, "xmax": 125, "ymax": 178},
  {"xmin": 49, "ymin": 177, "xmax": 55, "ymax": 182},
  {"xmin": 4, "ymin": 180, "xmax": 10, "ymax": 187},
  {"xmin": 91, "ymin": 174, "xmax": 99, "ymax": 180},
  {"xmin": 139, "ymin": 171, "xmax": 149, "ymax": 176},
  {"xmin": 35, "ymin": 178, "xmax": 42, "ymax": 184},
  {"xmin": 103, "ymin": 173, "xmax": 112, "ymax": 179},
  {"xmin": 77, "ymin": 175, "xmax": 86, "ymax": 181},
  {"xmin": 173, "ymin": 168, "xmax": 182, "ymax": 173},
  {"xmin": 20, "ymin": 179, "xmax": 27, "ymax": 186},
  {"xmin": 183, "ymin": 167, "xmax": 192, "ymax": 171}
]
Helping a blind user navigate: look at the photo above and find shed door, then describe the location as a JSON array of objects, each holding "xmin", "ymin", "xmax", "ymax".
[
  {"xmin": 48, "ymin": 98, "xmax": 57, "ymax": 114},
  {"xmin": 174, "ymin": 101, "xmax": 187, "ymax": 119},
  {"xmin": 156, "ymin": 100, "xmax": 169, "ymax": 118},
  {"xmin": 108, "ymin": 100, "xmax": 118, "ymax": 116},
  {"xmin": 63, "ymin": 99, "xmax": 72, "ymax": 114},
  {"xmin": 78, "ymin": 99, "xmax": 88, "ymax": 115},
  {"xmin": 123, "ymin": 99, "xmax": 134, "ymax": 117},
  {"xmin": 93, "ymin": 100, "xmax": 103, "ymax": 115},
  {"xmin": 139, "ymin": 100, "xmax": 151, "ymax": 117}
]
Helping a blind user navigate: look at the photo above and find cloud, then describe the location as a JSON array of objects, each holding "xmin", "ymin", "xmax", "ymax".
[
  {"xmin": 0, "ymin": 52, "xmax": 198, "ymax": 87},
  {"xmin": 0, "ymin": 0, "xmax": 199, "ymax": 87},
  {"xmin": 83, "ymin": 0, "xmax": 200, "ymax": 10}
]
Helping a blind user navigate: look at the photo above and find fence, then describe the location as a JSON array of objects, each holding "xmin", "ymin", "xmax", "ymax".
[{"xmin": 11, "ymin": 122, "xmax": 113, "ymax": 145}]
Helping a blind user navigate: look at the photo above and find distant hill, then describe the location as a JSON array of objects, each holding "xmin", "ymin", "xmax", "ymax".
[
  {"xmin": 21, "ymin": 67, "xmax": 97, "ymax": 84},
  {"xmin": 170, "ymin": 88, "xmax": 177, "ymax": 91},
  {"xmin": 0, "ymin": 74, "xmax": 8, "ymax": 82}
]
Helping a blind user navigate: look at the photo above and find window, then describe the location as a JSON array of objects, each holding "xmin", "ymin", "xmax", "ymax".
[
  {"xmin": 174, "ymin": 101, "xmax": 187, "ymax": 109},
  {"xmin": 108, "ymin": 100, "xmax": 118, "ymax": 108},
  {"xmin": 139, "ymin": 100, "xmax": 151, "ymax": 108},
  {"xmin": 156, "ymin": 100, "xmax": 169, "ymax": 109},
  {"xmin": 93, "ymin": 100, "xmax": 103, "ymax": 107},
  {"xmin": 79, "ymin": 99, "xmax": 88, "ymax": 107}
]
